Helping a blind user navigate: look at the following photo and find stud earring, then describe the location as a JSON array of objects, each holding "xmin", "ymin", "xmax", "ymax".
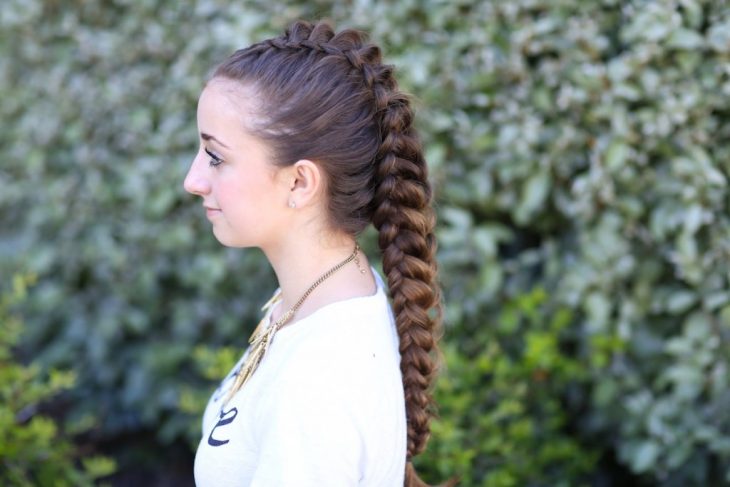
[{"xmin": 288, "ymin": 201, "xmax": 296, "ymax": 208}]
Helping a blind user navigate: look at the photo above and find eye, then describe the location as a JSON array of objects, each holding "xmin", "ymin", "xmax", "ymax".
[{"xmin": 205, "ymin": 148, "xmax": 223, "ymax": 168}]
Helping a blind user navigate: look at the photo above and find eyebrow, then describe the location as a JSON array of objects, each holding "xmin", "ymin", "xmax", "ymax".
[{"xmin": 201, "ymin": 132, "xmax": 231, "ymax": 149}]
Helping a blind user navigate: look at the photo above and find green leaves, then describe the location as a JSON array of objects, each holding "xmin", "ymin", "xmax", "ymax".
[
  {"xmin": 0, "ymin": 275, "xmax": 116, "ymax": 486},
  {"xmin": 419, "ymin": 288, "xmax": 595, "ymax": 485},
  {"xmin": 2, "ymin": 0, "xmax": 730, "ymax": 485}
]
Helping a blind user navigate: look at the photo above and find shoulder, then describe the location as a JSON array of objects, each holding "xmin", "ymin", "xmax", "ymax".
[
  {"xmin": 260, "ymin": 285, "xmax": 400, "ymax": 394},
  {"xmin": 285, "ymin": 286, "xmax": 397, "ymax": 365}
]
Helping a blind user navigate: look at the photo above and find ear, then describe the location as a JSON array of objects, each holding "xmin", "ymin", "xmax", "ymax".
[{"xmin": 286, "ymin": 159, "xmax": 323, "ymax": 208}]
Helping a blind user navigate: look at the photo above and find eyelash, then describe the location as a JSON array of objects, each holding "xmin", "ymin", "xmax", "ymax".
[{"xmin": 205, "ymin": 148, "xmax": 223, "ymax": 167}]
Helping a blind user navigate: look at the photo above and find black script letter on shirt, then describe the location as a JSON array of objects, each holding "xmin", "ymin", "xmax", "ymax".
[{"xmin": 208, "ymin": 407, "xmax": 238, "ymax": 447}]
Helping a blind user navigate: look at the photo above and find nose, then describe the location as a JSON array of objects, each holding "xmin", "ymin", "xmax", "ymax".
[{"xmin": 183, "ymin": 151, "xmax": 211, "ymax": 196}]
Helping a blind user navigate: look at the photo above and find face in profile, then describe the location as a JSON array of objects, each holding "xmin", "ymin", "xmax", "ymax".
[{"xmin": 183, "ymin": 78, "xmax": 290, "ymax": 249}]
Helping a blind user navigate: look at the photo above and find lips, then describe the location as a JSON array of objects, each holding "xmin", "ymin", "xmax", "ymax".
[{"xmin": 204, "ymin": 206, "xmax": 221, "ymax": 218}]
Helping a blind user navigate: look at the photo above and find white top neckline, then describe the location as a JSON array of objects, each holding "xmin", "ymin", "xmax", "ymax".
[{"xmin": 266, "ymin": 266, "xmax": 386, "ymax": 337}]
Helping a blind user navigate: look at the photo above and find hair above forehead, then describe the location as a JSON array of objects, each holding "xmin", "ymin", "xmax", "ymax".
[
  {"xmin": 212, "ymin": 20, "xmax": 399, "ymax": 234},
  {"xmin": 213, "ymin": 20, "xmax": 394, "ymax": 137}
]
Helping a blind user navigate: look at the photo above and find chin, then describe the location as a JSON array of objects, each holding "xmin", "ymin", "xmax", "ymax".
[
  {"xmin": 211, "ymin": 228, "xmax": 236, "ymax": 247},
  {"xmin": 212, "ymin": 229, "xmax": 253, "ymax": 248}
]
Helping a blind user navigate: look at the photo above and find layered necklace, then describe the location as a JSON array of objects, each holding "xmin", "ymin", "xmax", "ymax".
[{"xmin": 223, "ymin": 244, "xmax": 364, "ymax": 404}]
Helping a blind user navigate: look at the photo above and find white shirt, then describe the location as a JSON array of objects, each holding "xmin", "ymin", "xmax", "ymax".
[{"xmin": 194, "ymin": 271, "xmax": 406, "ymax": 486}]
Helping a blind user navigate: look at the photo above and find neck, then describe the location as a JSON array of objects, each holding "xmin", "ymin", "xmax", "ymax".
[{"xmin": 262, "ymin": 231, "xmax": 363, "ymax": 320}]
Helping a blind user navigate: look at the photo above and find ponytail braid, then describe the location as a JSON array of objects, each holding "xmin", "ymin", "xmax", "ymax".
[
  {"xmin": 370, "ymin": 67, "xmax": 446, "ymax": 487},
  {"xmin": 212, "ymin": 20, "xmax": 451, "ymax": 486}
]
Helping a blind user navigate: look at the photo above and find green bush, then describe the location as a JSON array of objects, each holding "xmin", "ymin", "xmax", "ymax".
[
  {"xmin": 419, "ymin": 288, "xmax": 597, "ymax": 486},
  {"xmin": 2, "ymin": 0, "xmax": 730, "ymax": 485},
  {"xmin": 0, "ymin": 274, "xmax": 115, "ymax": 486}
]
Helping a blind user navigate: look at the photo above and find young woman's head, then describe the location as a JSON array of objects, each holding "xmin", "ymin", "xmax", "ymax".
[{"xmin": 185, "ymin": 20, "xmax": 444, "ymax": 486}]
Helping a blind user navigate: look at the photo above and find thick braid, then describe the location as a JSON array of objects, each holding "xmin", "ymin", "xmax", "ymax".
[
  {"xmin": 370, "ymin": 61, "xmax": 442, "ymax": 484},
  {"xmin": 238, "ymin": 21, "xmax": 382, "ymax": 86}
]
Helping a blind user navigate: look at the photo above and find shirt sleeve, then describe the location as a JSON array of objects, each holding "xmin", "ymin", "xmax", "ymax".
[{"xmin": 249, "ymin": 362, "xmax": 364, "ymax": 486}]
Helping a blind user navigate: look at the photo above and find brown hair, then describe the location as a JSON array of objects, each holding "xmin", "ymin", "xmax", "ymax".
[{"xmin": 213, "ymin": 20, "xmax": 448, "ymax": 486}]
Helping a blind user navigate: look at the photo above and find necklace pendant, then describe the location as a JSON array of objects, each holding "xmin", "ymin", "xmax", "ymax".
[
  {"xmin": 261, "ymin": 290, "xmax": 282, "ymax": 313},
  {"xmin": 249, "ymin": 317, "xmax": 267, "ymax": 344}
]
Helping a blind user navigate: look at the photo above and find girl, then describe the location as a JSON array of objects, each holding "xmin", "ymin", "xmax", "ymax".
[{"xmin": 184, "ymin": 20, "xmax": 446, "ymax": 486}]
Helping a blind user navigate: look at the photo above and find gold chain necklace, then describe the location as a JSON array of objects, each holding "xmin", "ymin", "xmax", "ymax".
[{"xmin": 223, "ymin": 244, "xmax": 362, "ymax": 404}]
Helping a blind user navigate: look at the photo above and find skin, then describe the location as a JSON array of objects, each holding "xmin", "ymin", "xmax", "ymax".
[{"xmin": 183, "ymin": 78, "xmax": 376, "ymax": 324}]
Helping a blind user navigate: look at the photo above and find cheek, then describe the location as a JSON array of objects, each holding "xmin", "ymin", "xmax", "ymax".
[
  {"xmin": 215, "ymin": 166, "xmax": 281, "ymax": 215},
  {"xmin": 217, "ymin": 176, "xmax": 263, "ymax": 214}
]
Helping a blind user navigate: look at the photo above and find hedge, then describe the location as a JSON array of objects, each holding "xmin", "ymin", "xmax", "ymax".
[
  {"xmin": 0, "ymin": 274, "xmax": 116, "ymax": 486},
  {"xmin": 1, "ymin": 0, "xmax": 729, "ymax": 485}
]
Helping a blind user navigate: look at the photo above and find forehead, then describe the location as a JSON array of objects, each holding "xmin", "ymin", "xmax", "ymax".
[
  {"xmin": 197, "ymin": 79, "xmax": 279, "ymax": 175},
  {"xmin": 197, "ymin": 78, "xmax": 259, "ymax": 131}
]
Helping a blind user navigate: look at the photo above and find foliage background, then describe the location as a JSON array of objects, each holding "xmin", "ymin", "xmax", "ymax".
[
  {"xmin": 0, "ymin": 273, "xmax": 116, "ymax": 486},
  {"xmin": 2, "ymin": 0, "xmax": 730, "ymax": 485}
]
